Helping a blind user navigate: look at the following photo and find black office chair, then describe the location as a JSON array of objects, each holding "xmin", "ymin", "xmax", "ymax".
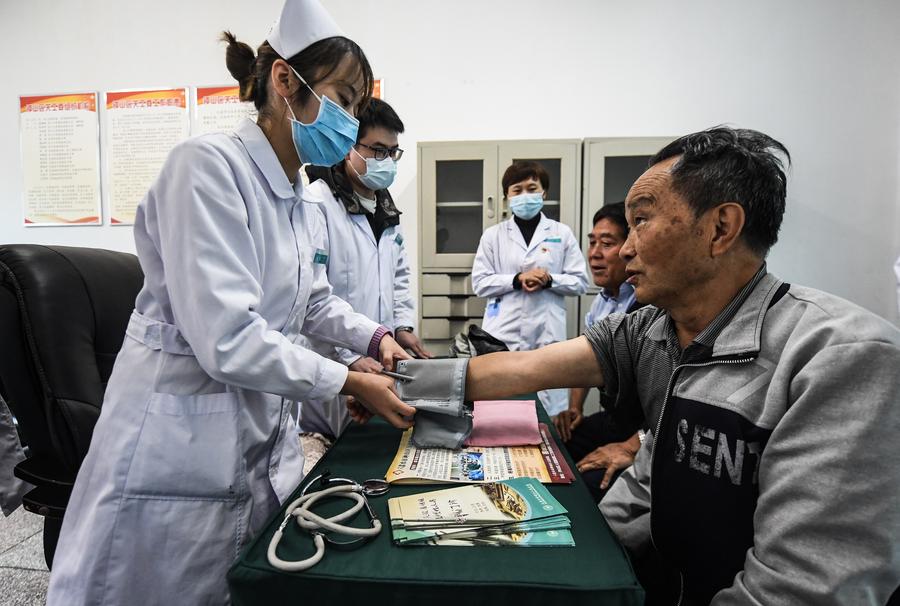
[{"xmin": 0, "ymin": 244, "xmax": 143, "ymax": 568}]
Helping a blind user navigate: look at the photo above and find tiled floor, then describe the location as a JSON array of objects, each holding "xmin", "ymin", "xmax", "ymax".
[
  {"xmin": 0, "ymin": 507, "xmax": 48, "ymax": 606},
  {"xmin": 0, "ymin": 435, "xmax": 330, "ymax": 606}
]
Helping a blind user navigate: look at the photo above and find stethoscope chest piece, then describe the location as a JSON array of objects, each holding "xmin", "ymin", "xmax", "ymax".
[{"xmin": 361, "ymin": 478, "xmax": 390, "ymax": 497}]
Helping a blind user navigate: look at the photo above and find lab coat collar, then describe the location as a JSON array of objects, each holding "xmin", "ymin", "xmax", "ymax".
[
  {"xmin": 526, "ymin": 214, "xmax": 554, "ymax": 254},
  {"xmin": 350, "ymin": 213, "xmax": 377, "ymax": 246},
  {"xmin": 504, "ymin": 216, "xmax": 528, "ymax": 251},
  {"xmin": 234, "ymin": 118, "xmax": 297, "ymax": 200},
  {"xmin": 504, "ymin": 213, "xmax": 552, "ymax": 252}
]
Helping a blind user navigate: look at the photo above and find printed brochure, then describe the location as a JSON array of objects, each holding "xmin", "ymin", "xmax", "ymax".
[
  {"xmin": 385, "ymin": 423, "xmax": 574, "ymax": 484},
  {"xmin": 388, "ymin": 477, "xmax": 575, "ymax": 547}
]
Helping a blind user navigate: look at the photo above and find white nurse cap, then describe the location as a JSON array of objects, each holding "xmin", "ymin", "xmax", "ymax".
[{"xmin": 266, "ymin": 0, "xmax": 345, "ymax": 59}]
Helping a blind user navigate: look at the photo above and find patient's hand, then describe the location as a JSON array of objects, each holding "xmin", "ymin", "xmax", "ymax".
[
  {"xmin": 552, "ymin": 409, "xmax": 583, "ymax": 442},
  {"xmin": 576, "ymin": 439, "xmax": 639, "ymax": 490}
]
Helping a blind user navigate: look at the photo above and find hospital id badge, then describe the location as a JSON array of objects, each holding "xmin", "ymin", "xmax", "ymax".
[
  {"xmin": 486, "ymin": 298, "xmax": 500, "ymax": 318},
  {"xmin": 313, "ymin": 248, "xmax": 328, "ymax": 264}
]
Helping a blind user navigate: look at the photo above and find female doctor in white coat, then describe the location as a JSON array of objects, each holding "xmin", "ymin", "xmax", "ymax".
[
  {"xmin": 471, "ymin": 161, "xmax": 589, "ymax": 416},
  {"xmin": 46, "ymin": 2, "xmax": 414, "ymax": 604}
]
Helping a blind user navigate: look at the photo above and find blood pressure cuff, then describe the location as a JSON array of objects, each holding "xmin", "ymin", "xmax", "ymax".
[{"xmin": 394, "ymin": 358, "xmax": 472, "ymax": 449}]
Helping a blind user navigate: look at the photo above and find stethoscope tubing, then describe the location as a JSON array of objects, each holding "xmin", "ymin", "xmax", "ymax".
[{"xmin": 267, "ymin": 483, "xmax": 382, "ymax": 572}]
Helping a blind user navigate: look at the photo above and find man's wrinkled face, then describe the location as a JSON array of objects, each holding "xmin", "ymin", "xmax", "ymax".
[
  {"xmin": 621, "ymin": 157, "xmax": 714, "ymax": 308},
  {"xmin": 588, "ymin": 218, "xmax": 628, "ymax": 291}
]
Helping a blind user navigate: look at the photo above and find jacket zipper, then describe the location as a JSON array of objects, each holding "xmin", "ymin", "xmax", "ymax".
[{"xmin": 649, "ymin": 355, "xmax": 756, "ymax": 606}]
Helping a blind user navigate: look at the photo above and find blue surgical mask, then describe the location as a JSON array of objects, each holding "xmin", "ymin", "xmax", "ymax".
[
  {"xmin": 351, "ymin": 146, "xmax": 397, "ymax": 190},
  {"xmin": 283, "ymin": 67, "xmax": 359, "ymax": 167},
  {"xmin": 509, "ymin": 192, "xmax": 544, "ymax": 220}
]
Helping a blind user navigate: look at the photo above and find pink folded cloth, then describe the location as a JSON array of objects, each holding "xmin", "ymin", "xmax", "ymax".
[{"xmin": 465, "ymin": 400, "xmax": 542, "ymax": 446}]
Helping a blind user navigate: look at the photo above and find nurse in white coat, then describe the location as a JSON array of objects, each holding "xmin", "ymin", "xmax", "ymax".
[
  {"xmin": 301, "ymin": 98, "xmax": 432, "ymax": 437},
  {"xmin": 46, "ymin": 2, "xmax": 414, "ymax": 604},
  {"xmin": 471, "ymin": 161, "xmax": 589, "ymax": 415}
]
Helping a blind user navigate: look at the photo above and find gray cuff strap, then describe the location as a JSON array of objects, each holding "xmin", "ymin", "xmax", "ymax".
[
  {"xmin": 394, "ymin": 358, "xmax": 472, "ymax": 449},
  {"xmin": 411, "ymin": 412, "xmax": 472, "ymax": 450}
]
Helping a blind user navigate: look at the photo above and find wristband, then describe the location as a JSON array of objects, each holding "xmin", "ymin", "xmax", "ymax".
[{"xmin": 367, "ymin": 325, "xmax": 391, "ymax": 359}]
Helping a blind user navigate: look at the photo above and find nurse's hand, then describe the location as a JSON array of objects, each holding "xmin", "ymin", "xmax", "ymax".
[
  {"xmin": 378, "ymin": 335, "xmax": 412, "ymax": 371},
  {"xmin": 341, "ymin": 371, "xmax": 415, "ymax": 429}
]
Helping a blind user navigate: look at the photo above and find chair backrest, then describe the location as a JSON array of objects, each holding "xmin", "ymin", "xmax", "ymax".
[{"xmin": 0, "ymin": 245, "xmax": 143, "ymax": 476}]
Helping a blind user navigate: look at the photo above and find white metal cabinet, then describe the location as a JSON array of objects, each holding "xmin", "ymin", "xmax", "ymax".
[{"xmin": 418, "ymin": 140, "xmax": 583, "ymax": 354}]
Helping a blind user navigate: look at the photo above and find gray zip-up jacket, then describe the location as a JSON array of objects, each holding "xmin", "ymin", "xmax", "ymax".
[{"xmin": 590, "ymin": 272, "xmax": 900, "ymax": 605}]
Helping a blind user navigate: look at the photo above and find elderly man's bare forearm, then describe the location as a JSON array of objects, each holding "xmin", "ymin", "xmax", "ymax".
[{"xmin": 465, "ymin": 337, "xmax": 603, "ymax": 400}]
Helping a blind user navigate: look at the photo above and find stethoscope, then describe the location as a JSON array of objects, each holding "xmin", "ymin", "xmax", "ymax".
[{"xmin": 267, "ymin": 471, "xmax": 390, "ymax": 572}]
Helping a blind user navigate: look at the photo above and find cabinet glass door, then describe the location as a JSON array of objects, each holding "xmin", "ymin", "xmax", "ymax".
[{"xmin": 420, "ymin": 144, "xmax": 497, "ymax": 269}]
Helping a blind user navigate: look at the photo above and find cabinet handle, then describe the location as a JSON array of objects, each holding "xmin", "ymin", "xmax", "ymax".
[
  {"xmin": 486, "ymin": 195, "xmax": 495, "ymax": 219},
  {"xmin": 501, "ymin": 196, "xmax": 509, "ymax": 218}
]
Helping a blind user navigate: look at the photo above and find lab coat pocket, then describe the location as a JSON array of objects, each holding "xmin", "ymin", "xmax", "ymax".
[
  {"xmin": 540, "ymin": 238, "xmax": 564, "ymax": 270},
  {"xmin": 105, "ymin": 497, "xmax": 240, "ymax": 605},
  {"xmin": 124, "ymin": 391, "xmax": 242, "ymax": 501}
]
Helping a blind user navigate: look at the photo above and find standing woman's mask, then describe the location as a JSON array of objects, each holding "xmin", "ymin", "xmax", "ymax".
[{"xmin": 509, "ymin": 192, "xmax": 544, "ymax": 220}]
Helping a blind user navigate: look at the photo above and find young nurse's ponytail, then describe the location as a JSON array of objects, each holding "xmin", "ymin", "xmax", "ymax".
[{"xmin": 221, "ymin": 31, "xmax": 259, "ymax": 105}]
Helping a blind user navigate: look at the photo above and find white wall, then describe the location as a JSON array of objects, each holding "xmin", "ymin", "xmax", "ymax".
[{"xmin": 2, "ymin": 0, "xmax": 899, "ymax": 323}]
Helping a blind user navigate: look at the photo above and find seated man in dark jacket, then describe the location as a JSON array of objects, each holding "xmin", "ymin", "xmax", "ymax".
[{"xmin": 457, "ymin": 127, "xmax": 900, "ymax": 605}]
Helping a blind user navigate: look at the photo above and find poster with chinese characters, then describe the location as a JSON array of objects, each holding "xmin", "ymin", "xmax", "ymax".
[
  {"xmin": 20, "ymin": 93, "xmax": 102, "ymax": 226},
  {"xmin": 105, "ymin": 88, "xmax": 189, "ymax": 225},
  {"xmin": 193, "ymin": 86, "xmax": 255, "ymax": 135}
]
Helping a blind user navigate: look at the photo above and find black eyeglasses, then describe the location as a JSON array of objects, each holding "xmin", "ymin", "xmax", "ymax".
[{"xmin": 356, "ymin": 142, "xmax": 404, "ymax": 161}]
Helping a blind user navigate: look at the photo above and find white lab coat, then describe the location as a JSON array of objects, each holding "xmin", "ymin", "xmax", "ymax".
[
  {"xmin": 471, "ymin": 214, "xmax": 589, "ymax": 415},
  {"xmin": 46, "ymin": 118, "xmax": 381, "ymax": 605},
  {"xmin": 299, "ymin": 179, "xmax": 415, "ymax": 436}
]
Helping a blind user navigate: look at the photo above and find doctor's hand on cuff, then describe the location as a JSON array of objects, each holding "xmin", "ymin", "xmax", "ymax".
[
  {"xmin": 378, "ymin": 334, "xmax": 412, "ymax": 371},
  {"xmin": 341, "ymin": 371, "xmax": 415, "ymax": 429},
  {"xmin": 394, "ymin": 329, "xmax": 433, "ymax": 359}
]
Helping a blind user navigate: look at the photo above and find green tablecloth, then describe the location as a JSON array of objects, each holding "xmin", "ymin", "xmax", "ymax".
[{"xmin": 228, "ymin": 399, "xmax": 644, "ymax": 606}]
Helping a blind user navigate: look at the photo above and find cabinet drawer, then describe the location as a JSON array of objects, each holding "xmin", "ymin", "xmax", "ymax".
[
  {"xmin": 421, "ymin": 273, "xmax": 474, "ymax": 296},
  {"xmin": 464, "ymin": 298, "xmax": 487, "ymax": 316},
  {"xmin": 422, "ymin": 296, "xmax": 486, "ymax": 318},
  {"xmin": 420, "ymin": 318, "xmax": 450, "ymax": 340},
  {"xmin": 420, "ymin": 318, "xmax": 482, "ymax": 340},
  {"xmin": 422, "ymin": 297, "xmax": 451, "ymax": 317}
]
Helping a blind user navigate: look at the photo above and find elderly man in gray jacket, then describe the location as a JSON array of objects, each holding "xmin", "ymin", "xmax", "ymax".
[{"xmin": 456, "ymin": 127, "xmax": 900, "ymax": 605}]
